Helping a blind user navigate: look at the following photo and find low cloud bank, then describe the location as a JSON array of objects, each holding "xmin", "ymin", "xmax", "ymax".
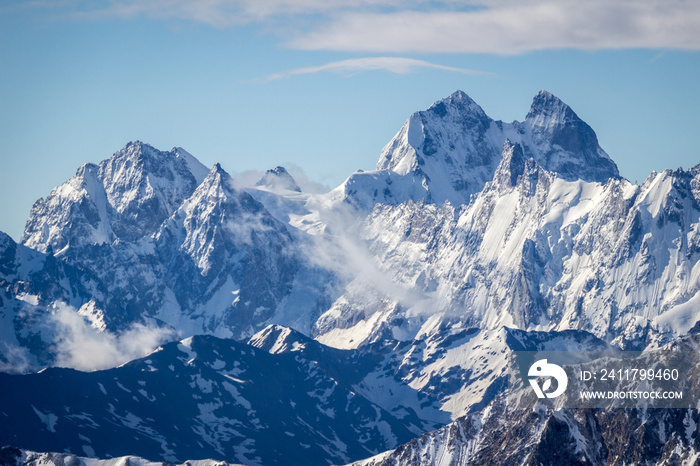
[{"xmin": 51, "ymin": 303, "xmax": 175, "ymax": 372}]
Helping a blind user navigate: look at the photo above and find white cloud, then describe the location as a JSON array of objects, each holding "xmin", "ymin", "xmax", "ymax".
[
  {"xmin": 46, "ymin": 0, "xmax": 408, "ymax": 27},
  {"xmin": 263, "ymin": 57, "xmax": 489, "ymax": 80},
  {"xmin": 231, "ymin": 169, "xmax": 268, "ymax": 189},
  {"xmin": 296, "ymin": 203, "xmax": 424, "ymax": 310},
  {"xmin": 51, "ymin": 303, "xmax": 175, "ymax": 372},
  {"xmin": 0, "ymin": 342, "xmax": 35, "ymax": 374},
  {"xmin": 285, "ymin": 164, "xmax": 332, "ymax": 193},
  {"xmin": 288, "ymin": 1, "xmax": 700, "ymax": 54},
  {"xmin": 42, "ymin": 0, "xmax": 700, "ymax": 54}
]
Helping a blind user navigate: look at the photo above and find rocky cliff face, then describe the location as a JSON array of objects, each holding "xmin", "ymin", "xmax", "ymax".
[
  {"xmin": 154, "ymin": 163, "xmax": 298, "ymax": 337},
  {"xmin": 22, "ymin": 142, "xmax": 208, "ymax": 254},
  {"xmin": 338, "ymin": 90, "xmax": 618, "ymax": 209}
]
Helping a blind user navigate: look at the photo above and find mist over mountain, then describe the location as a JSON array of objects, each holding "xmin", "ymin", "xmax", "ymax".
[{"xmin": 1, "ymin": 90, "xmax": 699, "ymax": 465}]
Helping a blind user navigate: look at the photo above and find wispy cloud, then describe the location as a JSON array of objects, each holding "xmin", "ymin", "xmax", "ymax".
[
  {"xmin": 263, "ymin": 57, "xmax": 489, "ymax": 81},
  {"xmin": 22, "ymin": 0, "xmax": 700, "ymax": 54},
  {"xmin": 51, "ymin": 303, "xmax": 175, "ymax": 372},
  {"xmin": 285, "ymin": 164, "xmax": 332, "ymax": 194},
  {"xmin": 41, "ymin": 0, "xmax": 409, "ymax": 28},
  {"xmin": 289, "ymin": 1, "xmax": 700, "ymax": 54}
]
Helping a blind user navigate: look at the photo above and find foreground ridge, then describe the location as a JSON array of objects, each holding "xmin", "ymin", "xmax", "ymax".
[
  {"xmin": 0, "ymin": 446, "xmax": 245, "ymax": 466},
  {"xmin": 1, "ymin": 90, "xmax": 699, "ymax": 466}
]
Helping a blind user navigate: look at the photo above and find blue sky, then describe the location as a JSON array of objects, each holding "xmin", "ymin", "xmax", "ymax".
[{"xmin": 1, "ymin": 0, "xmax": 699, "ymax": 240}]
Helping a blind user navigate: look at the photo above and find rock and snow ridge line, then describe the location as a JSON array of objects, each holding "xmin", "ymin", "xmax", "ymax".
[
  {"xmin": 0, "ymin": 446, "xmax": 247, "ymax": 466},
  {"xmin": 346, "ymin": 332, "xmax": 700, "ymax": 466},
  {"xmin": 0, "ymin": 332, "xmax": 428, "ymax": 466},
  {"xmin": 3, "ymin": 89, "xmax": 700, "ymax": 466},
  {"xmin": 337, "ymin": 89, "xmax": 619, "ymax": 210},
  {"xmin": 0, "ymin": 323, "xmax": 622, "ymax": 465},
  {"xmin": 5, "ymin": 89, "xmax": 700, "ymax": 369},
  {"xmin": 314, "ymin": 140, "xmax": 700, "ymax": 350}
]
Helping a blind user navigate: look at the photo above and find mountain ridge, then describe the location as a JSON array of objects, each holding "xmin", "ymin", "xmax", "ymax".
[
  {"xmin": 339, "ymin": 89, "xmax": 619, "ymax": 210},
  {"xmin": 2, "ymin": 89, "xmax": 699, "ymax": 466}
]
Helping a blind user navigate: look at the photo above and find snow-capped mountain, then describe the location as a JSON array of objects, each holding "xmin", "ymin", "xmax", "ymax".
[
  {"xmin": 8, "ymin": 144, "xmax": 315, "ymax": 344},
  {"xmin": 348, "ymin": 333, "xmax": 700, "ymax": 466},
  {"xmin": 2, "ymin": 89, "xmax": 700, "ymax": 465},
  {"xmin": 8, "ymin": 91, "xmax": 647, "ymax": 360},
  {"xmin": 314, "ymin": 138, "xmax": 700, "ymax": 351},
  {"xmin": 22, "ymin": 142, "xmax": 209, "ymax": 254},
  {"xmin": 153, "ymin": 163, "xmax": 298, "ymax": 338},
  {"xmin": 335, "ymin": 90, "xmax": 618, "ymax": 209},
  {"xmin": 0, "ymin": 333, "xmax": 421, "ymax": 466},
  {"xmin": 256, "ymin": 166, "xmax": 302, "ymax": 193}
]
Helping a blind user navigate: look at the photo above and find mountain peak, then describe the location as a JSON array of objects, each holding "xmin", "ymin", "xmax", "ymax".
[
  {"xmin": 425, "ymin": 89, "xmax": 487, "ymax": 120},
  {"xmin": 107, "ymin": 141, "xmax": 200, "ymax": 175},
  {"xmin": 99, "ymin": 142, "xmax": 213, "ymax": 236},
  {"xmin": 124, "ymin": 139, "xmax": 148, "ymax": 150},
  {"xmin": 21, "ymin": 142, "xmax": 210, "ymax": 252},
  {"xmin": 526, "ymin": 90, "xmax": 579, "ymax": 126},
  {"xmin": 372, "ymin": 90, "xmax": 495, "ymax": 205},
  {"xmin": 444, "ymin": 89, "xmax": 474, "ymax": 105},
  {"xmin": 494, "ymin": 139, "xmax": 527, "ymax": 188},
  {"xmin": 112, "ymin": 143, "xmax": 208, "ymax": 184},
  {"xmin": 247, "ymin": 324, "xmax": 311, "ymax": 354},
  {"xmin": 201, "ymin": 162, "xmax": 233, "ymax": 189},
  {"xmin": 524, "ymin": 91, "xmax": 619, "ymax": 182},
  {"xmin": 256, "ymin": 166, "xmax": 302, "ymax": 193},
  {"xmin": 365, "ymin": 89, "xmax": 619, "ymax": 208},
  {"xmin": 116, "ymin": 140, "xmax": 158, "ymax": 163}
]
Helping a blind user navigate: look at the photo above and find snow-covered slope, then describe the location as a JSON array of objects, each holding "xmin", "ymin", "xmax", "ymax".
[
  {"xmin": 348, "ymin": 333, "xmax": 700, "ymax": 466},
  {"xmin": 0, "ymin": 447, "xmax": 246, "ymax": 466},
  {"xmin": 315, "ymin": 140, "xmax": 700, "ymax": 350}
]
